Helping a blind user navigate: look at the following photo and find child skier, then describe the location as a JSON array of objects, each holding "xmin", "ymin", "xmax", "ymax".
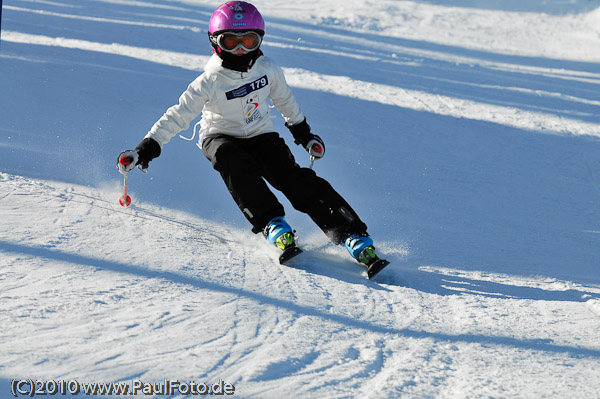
[{"xmin": 117, "ymin": 1, "xmax": 388, "ymax": 277}]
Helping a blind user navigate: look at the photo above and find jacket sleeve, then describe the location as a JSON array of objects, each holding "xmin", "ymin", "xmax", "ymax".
[
  {"xmin": 144, "ymin": 75, "xmax": 211, "ymax": 147},
  {"xmin": 268, "ymin": 61, "xmax": 305, "ymax": 126}
]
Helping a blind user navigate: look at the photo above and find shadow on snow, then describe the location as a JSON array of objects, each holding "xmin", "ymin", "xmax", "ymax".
[{"xmin": 1, "ymin": 240, "xmax": 599, "ymax": 360}]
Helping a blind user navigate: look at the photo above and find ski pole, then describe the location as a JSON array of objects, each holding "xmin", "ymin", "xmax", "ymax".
[
  {"xmin": 119, "ymin": 172, "xmax": 132, "ymax": 207},
  {"xmin": 117, "ymin": 153, "xmax": 136, "ymax": 207}
]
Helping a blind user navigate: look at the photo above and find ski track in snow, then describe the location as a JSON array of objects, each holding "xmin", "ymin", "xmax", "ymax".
[
  {"xmin": 2, "ymin": 0, "xmax": 600, "ymax": 397},
  {"xmin": 1, "ymin": 173, "xmax": 599, "ymax": 397}
]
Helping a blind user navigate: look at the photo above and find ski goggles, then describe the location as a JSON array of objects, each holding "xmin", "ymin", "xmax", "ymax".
[{"xmin": 213, "ymin": 31, "xmax": 262, "ymax": 52}]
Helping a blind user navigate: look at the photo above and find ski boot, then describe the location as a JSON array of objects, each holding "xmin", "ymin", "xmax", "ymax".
[
  {"xmin": 344, "ymin": 234, "xmax": 390, "ymax": 279},
  {"xmin": 263, "ymin": 217, "xmax": 302, "ymax": 264}
]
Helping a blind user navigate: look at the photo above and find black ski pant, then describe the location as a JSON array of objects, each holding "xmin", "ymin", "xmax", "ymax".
[{"xmin": 202, "ymin": 132, "xmax": 368, "ymax": 244}]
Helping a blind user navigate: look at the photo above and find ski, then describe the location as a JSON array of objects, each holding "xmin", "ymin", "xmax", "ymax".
[
  {"xmin": 277, "ymin": 245, "xmax": 390, "ymax": 280},
  {"xmin": 279, "ymin": 246, "xmax": 303, "ymax": 265},
  {"xmin": 365, "ymin": 258, "xmax": 390, "ymax": 279}
]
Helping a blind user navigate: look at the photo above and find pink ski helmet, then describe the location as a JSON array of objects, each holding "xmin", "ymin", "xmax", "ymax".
[{"xmin": 208, "ymin": 1, "xmax": 265, "ymax": 36}]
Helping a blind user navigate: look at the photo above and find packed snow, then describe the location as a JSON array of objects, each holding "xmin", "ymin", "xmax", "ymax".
[{"xmin": 1, "ymin": 0, "xmax": 600, "ymax": 397}]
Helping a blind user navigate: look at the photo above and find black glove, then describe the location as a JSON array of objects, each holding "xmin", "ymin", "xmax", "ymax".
[
  {"xmin": 116, "ymin": 138, "xmax": 161, "ymax": 174},
  {"xmin": 286, "ymin": 118, "xmax": 325, "ymax": 159},
  {"xmin": 134, "ymin": 137, "xmax": 161, "ymax": 169}
]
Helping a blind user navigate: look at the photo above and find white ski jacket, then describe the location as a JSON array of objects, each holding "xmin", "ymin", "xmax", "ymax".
[{"xmin": 144, "ymin": 54, "xmax": 305, "ymax": 148}]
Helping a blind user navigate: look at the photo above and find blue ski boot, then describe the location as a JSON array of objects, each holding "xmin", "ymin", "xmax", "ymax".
[
  {"xmin": 263, "ymin": 217, "xmax": 302, "ymax": 264},
  {"xmin": 344, "ymin": 234, "xmax": 390, "ymax": 279}
]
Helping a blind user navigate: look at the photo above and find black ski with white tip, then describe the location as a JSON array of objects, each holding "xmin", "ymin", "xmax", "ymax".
[
  {"xmin": 365, "ymin": 258, "xmax": 390, "ymax": 279},
  {"xmin": 279, "ymin": 246, "xmax": 303, "ymax": 265}
]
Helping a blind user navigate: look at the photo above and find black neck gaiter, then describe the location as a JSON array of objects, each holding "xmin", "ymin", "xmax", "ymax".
[{"xmin": 220, "ymin": 49, "xmax": 263, "ymax": 72}]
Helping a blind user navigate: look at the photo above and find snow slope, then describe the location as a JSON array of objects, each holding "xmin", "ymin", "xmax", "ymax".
[{"xmin": 1, "ymin": 0, "xmax": 600, "ymax": 397}]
